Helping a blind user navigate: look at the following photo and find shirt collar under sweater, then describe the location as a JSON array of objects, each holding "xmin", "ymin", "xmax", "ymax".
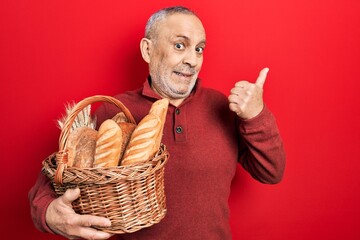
[{"xmin": 141, "ymin": 76, "xmax": 201, "ymax": 107}]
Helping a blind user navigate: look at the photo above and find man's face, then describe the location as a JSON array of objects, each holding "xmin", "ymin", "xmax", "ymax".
[{"xmin": 148, "ymin": 13, "xmax": 206, "ymax": 100}]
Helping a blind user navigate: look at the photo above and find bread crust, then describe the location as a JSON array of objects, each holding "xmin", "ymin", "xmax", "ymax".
[
  {"xmin": 149, "ymin": 98, "xmax": 169, "ymax": 148},
  {"xmin": 121, "ymin": 99, "xmax": 169, "ymax": 166},
  {"xmin": 66, "ymin": 127, "xmax": 97, "ymax": 168},
  {"xmin": 117, "ymin": 122, "xmax": 136, "ymax": 162},
  {"xmin": 112, "ymin": 112, "xmax": 129, "ymax": 123},
  {"xmin": 121, "ymin": 113, "xmax": 161, "ymax": 165},
  {"xmin": 65, "ymin": 99, "xmax": 168, "ymax": 168},
  {"xmin": 111, "ymin": 112, "xmax": 137, "ymax": 161},
  {"xmin": 93, "ymin": 119, "xmax": 123, "ymax": 167}
]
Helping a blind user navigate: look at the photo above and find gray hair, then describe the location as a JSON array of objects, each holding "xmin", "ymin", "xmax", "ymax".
[{"xmin": 145, "ymin": 6, "xmax": 197, "ymax": 39}]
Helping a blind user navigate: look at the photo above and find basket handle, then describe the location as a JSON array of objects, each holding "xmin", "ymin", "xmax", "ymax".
[{"xmin": 54, "ymin": 95, "xmax": 136, "ymax": 184}]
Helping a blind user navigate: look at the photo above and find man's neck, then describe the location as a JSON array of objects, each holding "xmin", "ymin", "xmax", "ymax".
[
  {"xmin": 169, "ymin": 98, "xmax": 185, "ymax": 107},
  {"xmin": 147, "ymin": 78, "xmax": 186, "ymax": 107},
  {"xmin": 151, "ymin": 86, "xmax": 185, "ymax": 107}
]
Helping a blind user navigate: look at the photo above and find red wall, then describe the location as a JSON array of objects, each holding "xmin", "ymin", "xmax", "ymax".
[{"xmin": 1, "ymin": 1, "xmax": 359, "ymax": 239}]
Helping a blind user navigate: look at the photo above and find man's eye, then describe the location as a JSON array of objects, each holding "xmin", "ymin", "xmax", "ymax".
[
  {"xmin": 196, "ymin": 47, "xmax": 204, "ymax": 54},
  {"xmin": 175, "ymin": 43, "xmax": 185, "ymax": 50}
]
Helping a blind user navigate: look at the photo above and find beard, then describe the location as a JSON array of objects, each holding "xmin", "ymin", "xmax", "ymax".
[
  {"xmin": 150, "ymin": 64, "xmax": 198, "ymax": 99},
  {"xmin": 153, "ymin": 72, "xmax": 197, "ymax": 99}
]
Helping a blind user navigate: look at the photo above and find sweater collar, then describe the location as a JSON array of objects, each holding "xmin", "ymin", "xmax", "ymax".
[{"xmin": 142, "ymin": 76, "xmax": 201, "ymax": 107}]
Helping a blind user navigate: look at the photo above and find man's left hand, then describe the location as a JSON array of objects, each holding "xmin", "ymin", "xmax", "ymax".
[{"xmin": 228, "ymin": 68, "xmax": 269, "ymax": 119}]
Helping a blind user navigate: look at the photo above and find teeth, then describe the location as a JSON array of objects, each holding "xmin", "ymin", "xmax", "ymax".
[{"xmin": 175, "ymin": 72, "xmax": 191, "ymax": 77}]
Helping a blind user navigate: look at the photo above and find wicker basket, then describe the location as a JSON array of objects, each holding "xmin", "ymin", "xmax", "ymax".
[{"xmin": 42, "ymin": 95, "xmax": 169, "ymax": 234}]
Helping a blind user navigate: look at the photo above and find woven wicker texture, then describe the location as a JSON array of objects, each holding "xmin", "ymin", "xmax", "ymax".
[{"xmin": 42, "ymin": 95, "xmax": 169, "ymax": 234}]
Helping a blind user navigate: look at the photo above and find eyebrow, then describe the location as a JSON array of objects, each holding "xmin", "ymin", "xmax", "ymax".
[{"xmin": 175, "ymin": 35, "xmax": 206, "ymax": 45}]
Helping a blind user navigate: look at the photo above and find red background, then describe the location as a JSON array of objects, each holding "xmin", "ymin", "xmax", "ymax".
[{"xmin": 1, "ymin": 0, "xmax": 359, "ymax": 239}]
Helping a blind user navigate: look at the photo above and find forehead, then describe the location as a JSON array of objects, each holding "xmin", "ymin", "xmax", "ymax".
[{"xmin": 157, "ymin": 13, "xmax": 206, "ymax": 42}]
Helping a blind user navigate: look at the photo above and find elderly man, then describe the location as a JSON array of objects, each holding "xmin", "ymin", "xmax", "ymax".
[{"xmin": 29, "ymin": 6, "xmax": 285, "ymax": 240}]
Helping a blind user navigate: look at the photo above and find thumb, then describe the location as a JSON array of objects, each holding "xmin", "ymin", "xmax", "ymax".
[
  {"xmin": 61, "ymin": 188, "xmax": 80, "ymax": 205},
  {"xmin": 255, "ymin": 67, "xmax": 269, "ymax": 88}
]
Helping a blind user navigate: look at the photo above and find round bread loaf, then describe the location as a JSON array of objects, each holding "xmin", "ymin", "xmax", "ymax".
[{"xmin": 66, "ymin": 127, "xmax": 97, "ymax": 168}]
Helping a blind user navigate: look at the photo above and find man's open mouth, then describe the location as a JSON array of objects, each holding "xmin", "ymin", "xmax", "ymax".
[{"xmin": 174, "ymin": 71, "xmax": 193, "ymax": 78}]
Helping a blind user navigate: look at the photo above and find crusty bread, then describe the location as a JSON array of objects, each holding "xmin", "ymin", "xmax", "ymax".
[
  {"xmin": 112, "ymin": 112, "xmax": 129, "ymax": 123},
  {"xmin": 149, "ymin": 98, "xmax": 169, "ymax": 122},
  {"xmin": 149, "ymin": 98, "xmax": 169, "ymax": 148},
  {"xmin": 121, "ymin": 113, "xmax": 161, "ymax": 165},
  {"xmin": 66, "ymin": 127, "xmax": 97, "ymax": 168},
  {"xmin": 117, "ymin": 122, "xmax": 136, "ymax": 161},
  {"xmin": 93, "ymin": 119, "xmax": 123, "ymax": 167},
  {"xmin": 121, "ymin": 99, "xmax": 169, "ymax": 166},
  {"xmin": 111, "ymin": 111, "xmax": 137, "ymax": 161}
]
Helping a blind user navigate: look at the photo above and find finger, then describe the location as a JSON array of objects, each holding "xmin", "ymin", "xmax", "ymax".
[
  {"xmin": 230, "ymin": 87, "xmax": 245, "ymax": 95},
  {"xmin": 229, "ymin": 93, "xmax": 248, "ymax": 105},
  {"xmin": 255, "ymin": 67, "xmax": 269, "ymax": 88},
  {"xmin": 228, "ymin": 94, "xmax": 241, "ymax": 104},
  {"xmin": 77, "ymin": 214, "xmax": 112, "ymax": 228},
  {"xmin": 235, "ymin": 81, "xmax": 249, "ymax": 88},
  {"xmin": 229, "ymin": 102, "xmax": 241, "ymax": 114},
  {"xmin": 78, "ymin": 227, "xmax": 113, "ymax": 240},
  {"xmin": 228, "ymin": 96, "xmax": 246, "ymax": 110},
  {"xmin": 61, "ymin": 188, "xmax": 80, "ymax": 205}
]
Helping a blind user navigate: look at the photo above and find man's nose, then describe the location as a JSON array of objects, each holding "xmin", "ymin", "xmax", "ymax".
[{"xmin": 183, "ymin": 50, "xmax": 199, "ymax": 68}]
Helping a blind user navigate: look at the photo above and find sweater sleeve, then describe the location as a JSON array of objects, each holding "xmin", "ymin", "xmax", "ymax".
[
  {"xmin": 237, "ymin": 105, "xmax": 286, "ymax": 184},
  {"xmin": 28, "ymin": 172, "xmax": 57, "ymax": 233}
]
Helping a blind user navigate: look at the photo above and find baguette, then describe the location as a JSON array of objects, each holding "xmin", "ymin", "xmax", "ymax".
[
  {"xmin": 149, "ymin": 98, "xmax": 169, "ymax": 122},
  {"xmin": 93, "ymin": 119, "xmax": 123, "ymax": 167},
  {"xmin": 149, "ymin": 98, "xmax": 169, "ymax": 148},
  {"xmin": 121, "ymin": 99, "xmax": 169, "ymax": 166},
  {"xmin": 66, "ymin": 127, "xmax": 97, "ymax": 168},
  {"xmin": 121, "ymin": 113, "xmax": 161, "ymax": 165}
]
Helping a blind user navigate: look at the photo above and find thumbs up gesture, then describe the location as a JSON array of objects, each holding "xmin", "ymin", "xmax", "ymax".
[{"xmin": 228, "ymin": 68, "xmax": 269, "ymax": 119}]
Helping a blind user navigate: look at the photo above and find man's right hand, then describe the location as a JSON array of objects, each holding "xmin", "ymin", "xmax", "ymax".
[{"xmin": 46, "ymin": 188, "xmax": 114, "ymax": 240}]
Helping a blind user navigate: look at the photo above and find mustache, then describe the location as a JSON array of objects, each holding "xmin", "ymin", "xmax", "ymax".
[{"xmin": 174, "ymin": 66, "xmax": 197, "ymax": 75}]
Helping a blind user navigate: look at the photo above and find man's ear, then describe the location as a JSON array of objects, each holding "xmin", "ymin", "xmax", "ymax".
[{"xmin": 140, "ymin": 38, "xmax": 152, "ymax": 63}]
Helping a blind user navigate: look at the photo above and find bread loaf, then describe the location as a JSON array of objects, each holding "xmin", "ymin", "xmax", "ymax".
[
  {"xmin": 111, "ymin": 112, "xmax": 137, "ymax": 161},
  {"xmin": 149, "ymin": 98, "xmax": 169, "ymax": 122},
  {"xmin": 121, "ymin": 113, "xmax": 161, "ymax": 165},
  {"xmin": 149, "ymin": 98, "xmax": 169, "ymax": 148},
  {"xmin": 121, "ymin": 99, "xmax": 169, "ymax": 166},
  {"xmin": 118, "ymin": 122, "xmax": 136, "ymax": 161},
  {"xmin": 64, "ymin": 99, "xmax": 168, "ymax": 167},
  {"xmin": 93, "ymin": 119, "xmax": 123, "ymax": 167},
  {"xmin": 66, "ymin": 127, "xmax": 97, "ymax": 168},
  {"xmin": 112, "ymin": 112, "xmax": 128, "ymax": 123}
]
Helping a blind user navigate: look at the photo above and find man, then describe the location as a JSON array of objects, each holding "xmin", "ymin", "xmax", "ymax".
[{"xmin": 29, "ymin": 6, "xmax": 285, "ymax": 240}]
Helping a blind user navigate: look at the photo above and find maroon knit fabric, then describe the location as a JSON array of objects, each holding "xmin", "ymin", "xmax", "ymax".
[{"xmin": 29, "ymin": 79, "xmax": 285, "ymax": 239}]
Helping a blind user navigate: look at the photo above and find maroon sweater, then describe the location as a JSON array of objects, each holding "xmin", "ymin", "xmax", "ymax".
[{"xmin": 29, "ymin": 79, "xmax": 285, "ymax": 239}]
